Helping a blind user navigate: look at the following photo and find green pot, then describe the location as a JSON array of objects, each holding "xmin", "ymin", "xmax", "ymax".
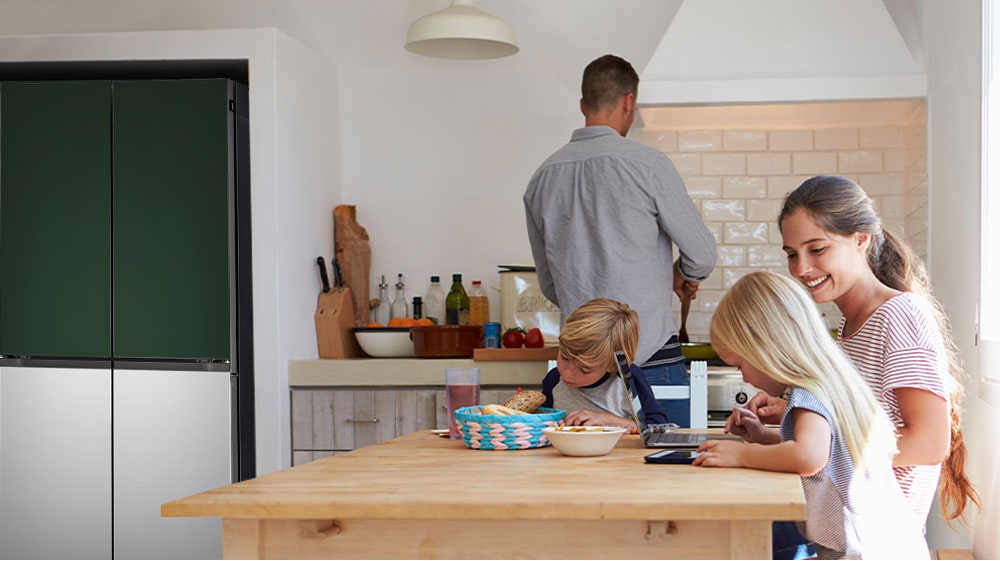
[{"xmin": 681, "ymin": 342, "xmax": 719, "ymax": 361}]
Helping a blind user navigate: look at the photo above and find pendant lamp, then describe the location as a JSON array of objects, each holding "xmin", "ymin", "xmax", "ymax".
[{"xmin": 405, "ymin": 0, "xmax": 519, "ymax": 60}]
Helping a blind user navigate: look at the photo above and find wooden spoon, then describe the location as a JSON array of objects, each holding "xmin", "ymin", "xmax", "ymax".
[{"xmin": 679, "ymin": 293, "xmax": 691, "ymax": 344}]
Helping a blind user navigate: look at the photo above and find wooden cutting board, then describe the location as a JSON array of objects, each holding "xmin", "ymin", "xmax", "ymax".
[
  {"xmin": 472, "ymin": 347, "xmax": 558, "ymax": 361},
  {"xmin": 334, "ymin": 205, "xmax": 371, "ymax": 327}
]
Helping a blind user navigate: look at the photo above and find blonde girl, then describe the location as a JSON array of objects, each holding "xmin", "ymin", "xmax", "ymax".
[{"xmin": 695, "ymin": 271, "xmax": 927, "ymax": 559}]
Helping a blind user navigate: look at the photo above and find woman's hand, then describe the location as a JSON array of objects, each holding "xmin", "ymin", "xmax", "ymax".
[
  {"xmin": 563, "ymin": 409, "xmax": 634, "ymax": 431},
  {"xmin": 725, "ymin": 407, "xmax": 777, "ymax": 444},
  {"xmin": 745, "ymin": 391, "xmax": 787, "ymax": 425}
]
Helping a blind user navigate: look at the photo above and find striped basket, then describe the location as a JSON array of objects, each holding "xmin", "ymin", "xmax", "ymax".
[{"xmin": 454, "ymin": 406, "xmax": 567, "ymax": 450}]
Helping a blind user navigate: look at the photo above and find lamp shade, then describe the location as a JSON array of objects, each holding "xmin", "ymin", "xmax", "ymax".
[{"xmin": 405, "ymin": 0, "xmax": 519, "ymax": 60}]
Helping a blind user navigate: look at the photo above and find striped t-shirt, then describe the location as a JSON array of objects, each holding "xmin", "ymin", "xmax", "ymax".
[
  {"xmin": 837, "ymin": 292, "xmax": 950, "ymax": 522},
  {"xmin": 781, "ymin": 389, "xmax": 928, "ymax": 559}
]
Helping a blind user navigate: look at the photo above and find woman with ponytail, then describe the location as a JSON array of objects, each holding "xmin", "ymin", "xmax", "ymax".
[{"xmin": 749, "ymin": 175, "xmax": 980, "ymax": 528}]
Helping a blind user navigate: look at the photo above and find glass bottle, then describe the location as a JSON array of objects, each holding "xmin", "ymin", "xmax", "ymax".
[
  {"xmin": 468, "ymin": 280, "xmax": 489, "ymax": 326},
  {"xmin": 390, "ymin": 273, "xmax": 408, "ymax": 320},
  {"xmin": 445, "ymin": 273, "xmax": 469, "ymax": 325},
  {"xmin": 424, "ymin": 275, "xmax": 446, "ymax": 325},
  {"xmin": 411, "ymin": 296, "xmax": 423, "ymax": 320},
  {"xmin": 374, "ymin": 275, "xmax": 390, "ymax": 325}
]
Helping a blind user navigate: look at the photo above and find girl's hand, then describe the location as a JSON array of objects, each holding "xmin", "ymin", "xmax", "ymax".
[
  {"xmin": 745, "ymin": 391, "xmax": 787, "ymax": 425},
  {"xmin": 563, "ymin": 409, "xmax": 634, "ymax": 431},
  {"xmin": 692, "ymin": 440, "xmax": 745, "ymax": 468}
]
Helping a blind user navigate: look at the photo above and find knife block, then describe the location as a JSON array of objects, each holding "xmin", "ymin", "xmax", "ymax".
[{"xmin": 315, "ymin": 287, "xmax": 363, "ymax": 359}]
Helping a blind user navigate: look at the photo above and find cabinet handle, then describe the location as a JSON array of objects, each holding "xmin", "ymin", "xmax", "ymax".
[{"xmin": 346, "ymin": 418, "xmax": 379, "ymax": 423}]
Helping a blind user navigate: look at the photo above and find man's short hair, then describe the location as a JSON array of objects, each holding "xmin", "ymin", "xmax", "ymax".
[{"xmin": 581, "ymin": 54, "xmax": 639, "ymax": 114}]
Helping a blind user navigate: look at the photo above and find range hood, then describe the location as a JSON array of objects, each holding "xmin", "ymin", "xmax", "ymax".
[{"xmin": 637, "ymin": 0, "xmax": 926, "ymax": 105}]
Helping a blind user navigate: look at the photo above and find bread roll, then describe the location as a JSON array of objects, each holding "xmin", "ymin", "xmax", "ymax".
[{"xmin": 503, "ymin": 390, "xmax": 546, "ymax": 414}]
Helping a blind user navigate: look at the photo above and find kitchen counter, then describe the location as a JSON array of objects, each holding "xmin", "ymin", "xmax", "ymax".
[
  {"xmin": 162, "ymin": 429, "xmax": 804, "ymax": 559},
  {"xmin": 288, "ymin": 357, "xmax": 552, "ymax": 387}
]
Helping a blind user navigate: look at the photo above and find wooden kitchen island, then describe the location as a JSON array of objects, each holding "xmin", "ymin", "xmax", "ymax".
[{"xmin": 162, "ymin": 430, "xmax": 804, "ymax": 559}]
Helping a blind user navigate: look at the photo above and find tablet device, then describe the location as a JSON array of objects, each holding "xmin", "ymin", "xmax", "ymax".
[{"xmin": 644, "ymin": 449, "xmax": 700, "ymax": 464}]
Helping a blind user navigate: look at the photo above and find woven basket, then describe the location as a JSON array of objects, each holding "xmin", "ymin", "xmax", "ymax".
[{"xmin": 454, "ymin": 406, "xmax": 566, "ymax": 450}]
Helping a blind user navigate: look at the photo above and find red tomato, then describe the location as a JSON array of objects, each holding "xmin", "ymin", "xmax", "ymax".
[
  {"xmin": 524, "ymin": 328, "xmax": 544, "ymax": 348},
  {"xmin": 502, "ymin": 328, "xmax": 525, "ymax": 348}
]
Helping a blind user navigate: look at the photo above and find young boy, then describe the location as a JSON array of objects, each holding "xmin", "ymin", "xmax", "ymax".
[{"xmin": 541, "ymin": 298, "xmax": 668, "ymax": 429}]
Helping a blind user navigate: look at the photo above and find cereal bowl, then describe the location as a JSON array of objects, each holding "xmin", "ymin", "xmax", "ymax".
[{"xmin": 541, "ymin": 426, "xmax": 627, "ymax": 457}]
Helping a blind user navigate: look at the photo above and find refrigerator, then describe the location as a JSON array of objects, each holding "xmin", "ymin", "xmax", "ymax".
[{"xmin": 0, "ymin": 78, "xmax": 255, "ymax": 559}]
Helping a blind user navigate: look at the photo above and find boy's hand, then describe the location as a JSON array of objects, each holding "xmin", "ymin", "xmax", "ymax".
[{"xmin": 563, "ymin": 409, "xmax": 634, "ymax": 431}]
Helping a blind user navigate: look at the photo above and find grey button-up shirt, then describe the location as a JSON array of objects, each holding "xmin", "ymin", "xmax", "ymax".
[{"xmin": 524, "ymin": 126, "xmax": 716, "ymax": 363}]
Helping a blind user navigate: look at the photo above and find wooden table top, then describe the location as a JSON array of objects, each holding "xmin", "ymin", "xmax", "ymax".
[{"xmin": 162, "ymin": 430, "xmax": 804, "ymax": 522}]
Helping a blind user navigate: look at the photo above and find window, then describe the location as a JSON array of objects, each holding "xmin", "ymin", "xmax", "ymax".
[{"xmin": 981, "ymin": 0, "xmax": 1000, "ymax": 402}]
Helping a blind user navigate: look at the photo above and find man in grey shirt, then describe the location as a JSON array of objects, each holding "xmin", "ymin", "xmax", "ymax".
[{"xmin": 523, "ymin": 54, "xmax": 716, "ymax": 426}]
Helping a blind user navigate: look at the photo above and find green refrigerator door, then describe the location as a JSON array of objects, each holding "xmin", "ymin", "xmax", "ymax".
[
  {"xmin": 112, "ymin": 79, "xmax": 231, "ymax": 361},
  {"xmin": 0, "ymin": 81, "xmax": 113, "ymax": 358}
]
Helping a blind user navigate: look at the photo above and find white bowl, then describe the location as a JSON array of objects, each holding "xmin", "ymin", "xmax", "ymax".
[
  {"xmin": 542, "ymin": 426, "xmax": 627, "ymax": 457},
  {"xmin": 353, "ymin": 327, "xmax": 416, "ymax": 358}
]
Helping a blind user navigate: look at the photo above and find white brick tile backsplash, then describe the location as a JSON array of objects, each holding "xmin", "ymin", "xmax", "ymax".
[
  {"xmin": 861, "ymin": 126, "xmax": 904, "ymax": 148},
  {"xmin": 815, "ymin": 128, "xmax": 859, "ymax": 150},
  {"xmin": 838, "ymin": 150, "xmax": 884, "ymax": 173},
  {"xmin": 723, "ymin": 130, "xmax": 768, "ymax": 151},
  {"xmin": 748, "ymin": 153, "xmax": 791, "ymax": 176},
  {"xmin": 767, "ymin": 175, "xmax": 809, "ymax": 198},
  {"xmin": 668, "ymin": 153, "xmax": 701, "ymax": 175},
  {"xmin": 749, "ymin": 245, "xmax": 786, "ymax": 267},
  {"xmin": 857, "ymin": 172, "xmax": 904, "ymax": 195},
  {"xmin": 683, "ymin": 175, "xmax": 723, "ymax": 198},
  {"xmin": 631, "ymin": 129, "xmax": 678, "ymax": 152},
  {"xmin": 632, "ymin": 102, "xmax": 924, "ymax": 343},
  {"xmin": 747, "ymin": 199, "xmax": 781, "ymax": 221},
  {"xmin": 723, "ymin": 176, "xmax": 767, "ymax": 198},
  {"xmin": 792, "ymin": 152, "xmax": 837, "ymax": 175},
  {"xmin": 706, "ymin": 222, "xmax": 723, "ymax": 244},
  {"xmin": 703, "ymin": 199, "xmax": 746, "ymax": 221},
  {"xmin": 717, "ymin": 245, "xmax": 746, "ymax": 267},
  {"xmin": 679, "ymin": 130, "xmax": 723, "ymax": 151},
  {"xmin": 724, "ymin": 222, "xmax": 769, "ymax": 244},
  {"xmin": 770, "ymin": 130, "xmax": 813, "ymax": 151},
  {"xmin": 703, "ymin": 153, "xmax": 746, "ymax": 175},
  {"xmin": 883, "ymin": 149, "xmax": 906, "ymax": 172}
]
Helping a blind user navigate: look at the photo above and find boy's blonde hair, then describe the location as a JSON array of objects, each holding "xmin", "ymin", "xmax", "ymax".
[
  {"xmin": 710, "ymin": 271, "xmax": 898, "ymax": 469},
  {"xmin": 558, "ymin": 298, "xmax": 639, "ymax": 373}
]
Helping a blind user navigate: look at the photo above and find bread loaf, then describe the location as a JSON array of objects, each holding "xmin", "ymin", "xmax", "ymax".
[
  {"xmin": 503, "ymin": 390, "xmax": 546, "ymax": 414},
  {"xmin": 482, "ymin": 403, "xmax": 528, "ymax": 416}
]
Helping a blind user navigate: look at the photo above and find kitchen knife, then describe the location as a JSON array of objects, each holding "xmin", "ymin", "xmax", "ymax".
[
  {"xmin": 317, "ymin": 256, "xmax": 331, "ymax": 293},
  {"xmin": 333, "ymin": 255, "xmax": 345, "ymax": 292}
]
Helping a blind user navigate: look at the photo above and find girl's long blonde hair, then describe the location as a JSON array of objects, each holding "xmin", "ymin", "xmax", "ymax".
[{"xmin": 711, "ymin": 271, "xmax": 898, "ymax": 469}]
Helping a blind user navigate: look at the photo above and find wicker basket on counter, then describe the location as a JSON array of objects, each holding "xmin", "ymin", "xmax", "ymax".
[{"xmin": 454, "ymin": 406, "xmax": 566, "ymax": 450}]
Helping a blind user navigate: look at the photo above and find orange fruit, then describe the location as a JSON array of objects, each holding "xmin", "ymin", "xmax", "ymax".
[
  {"xmin": 367, "ymin": 322, "xmax": 384, "ymax": 328},
  {"xmin": 387, "ymin": 317, "xmax": 404, "ymax": 327},
  {"xmin": 415, "ymin": 318, "xmax": 434, "ymax": 326},
  {"xmin": 398, "ymin": 317, "xmax": 418, "ymax": 327}
]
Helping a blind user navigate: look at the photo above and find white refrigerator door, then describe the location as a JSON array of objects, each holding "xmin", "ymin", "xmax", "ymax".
[
  {"xmin": 112, "ymin": 369, "xmax": 232, "ymax": 560},
  {"xmin": 0, "ymin": 366, "xmax": 113, "ymax": 559}
]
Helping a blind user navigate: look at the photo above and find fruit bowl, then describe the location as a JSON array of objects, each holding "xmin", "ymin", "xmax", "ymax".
[
  {"xmin": 541, "ymin": 426, "xmax": 627, "ymax": 457},
  {"xmin": 353, "ymin": 327, "xmax": 416, "ymax": 358}
]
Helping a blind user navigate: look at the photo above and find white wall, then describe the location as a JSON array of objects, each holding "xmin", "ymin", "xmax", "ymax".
[{"xmin": 921, "ymin": 0, "xmax": 987, "ymax": 552}]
